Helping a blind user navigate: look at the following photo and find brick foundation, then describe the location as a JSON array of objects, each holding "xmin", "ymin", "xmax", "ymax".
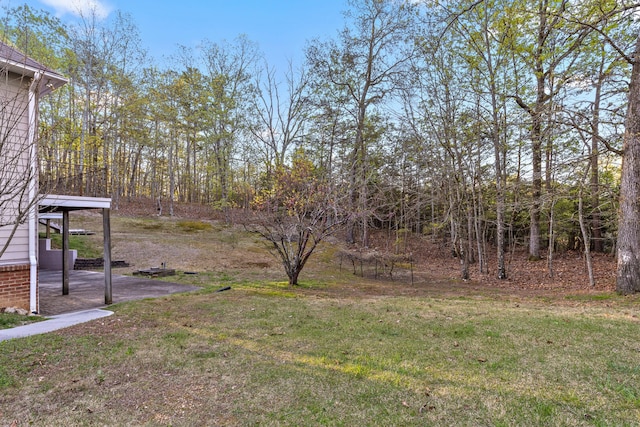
[{"xmin": 0, "ymin": 264, "xmax": 34, "ymax": 311}]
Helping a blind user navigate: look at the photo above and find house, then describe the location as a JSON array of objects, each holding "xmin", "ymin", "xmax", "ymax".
[{"xmin": 0, "ymin": 41, "xmax": 113, "ymax": 313}]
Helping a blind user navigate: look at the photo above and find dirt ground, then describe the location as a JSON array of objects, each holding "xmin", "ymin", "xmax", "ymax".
[{"xmin": 71, "ymin": 198, "xmax": 618, "ymax": 300}]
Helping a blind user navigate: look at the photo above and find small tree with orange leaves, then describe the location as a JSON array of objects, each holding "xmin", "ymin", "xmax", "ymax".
[{"xmin": 249, "ymin": 152, "xmax": 344, "ymax": 286}]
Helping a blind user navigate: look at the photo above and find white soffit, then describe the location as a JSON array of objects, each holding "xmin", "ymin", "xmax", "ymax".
[
  {"xmin": 38, "ymin": 212, "xmax": 63, "ymax": 219},
  {"xmin": 0, "ymin": 42, "xmax": 68, "ymax": 95},
  {"xmin": 39, "ymin": 195, "xmax": 112, "ymax": 211}
]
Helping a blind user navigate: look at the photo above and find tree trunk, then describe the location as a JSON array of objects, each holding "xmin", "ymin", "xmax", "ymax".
[
  {"xmin": 616, "ymin": 34, "xmax": 640, "ymax": 294},
  {"xmin": 288, "ymin": 268, "xmax": 300, "ymax": 286},
  {"xmin": 529, "ymin": 89, "xmax": 543, "ymax": 261},
  {"xmin": 579, "ymin": 189, "xmax": 595, "ymax": 287},
  {"xmin": 168, "ymin": 131, "xmax": 176, "ymax": 217},
  {"xmin": 547, "ymin": 197, "xmax": 555, "ymax": 278},
  {"xmin": 591, "ymin": 60, "xmax": 604, "ymax": 252}
]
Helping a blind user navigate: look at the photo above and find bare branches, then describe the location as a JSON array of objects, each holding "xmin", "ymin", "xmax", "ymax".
[
  {"xmin": 0, "ymin": 68, "xmax": 41, "ymax": 259},
  {"xmin": 244, "ymin": 154, "xmax": 346, "ymax": 285}
]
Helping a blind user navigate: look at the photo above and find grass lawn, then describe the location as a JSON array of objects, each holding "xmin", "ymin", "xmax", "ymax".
[
  {"xmin": 0, "ymin": 313, "xmax": 44, "ymax": 330},
  {"xmin": 1, "ymin": 213, "xmax": 637, "ymax": 425},
  {"xmin": 1, "ymin": 275, "xmax": 639, "ymax": 426}
]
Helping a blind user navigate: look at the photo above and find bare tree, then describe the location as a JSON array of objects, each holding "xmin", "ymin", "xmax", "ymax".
[
  {"xmin": 201, "ymin": 36, "xmax": 260, "ymax": 212},
  {"xmin": 247, "ymin": 153, "xmax": 345, "ymax": 286},
  {"xmin": 445, "ymin": 0, "xmax": 513, "ymax": 279},
  {"xmin": 0, "ymin": 70, "xmax": 38, "ymax": 258},
  {"xmin": 306, "ymin": 0, "xmax": 417, "ymax": 247},
  {"xmin": 249, "ymin": 61, "xmax": 311, "ymax": 174},
  {"xmin": 0, "ymin": 45, "xmax": 66, "ymax": 259}
]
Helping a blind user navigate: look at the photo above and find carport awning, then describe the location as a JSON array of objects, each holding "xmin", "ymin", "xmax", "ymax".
[
  {"xmin": 39, "ymin": 195, "xmax": 111, "ymax": 211},
  {"xmin": 38, "ymin": 194, "xmax": 113, "ymax": 306}
]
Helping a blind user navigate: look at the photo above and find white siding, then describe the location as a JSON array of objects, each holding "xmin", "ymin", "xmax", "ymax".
[
  {"xmin": 0, "ymin": 72, "xmax": 34, "ymax": 266},
  {"xmin": 0, "ymin": 224, "xmax": 29, "ymax": 265}
]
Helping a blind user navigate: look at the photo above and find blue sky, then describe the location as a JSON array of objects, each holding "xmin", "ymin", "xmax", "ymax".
[{"xmin": 14, "ymin": 0, "xmax": 348, "ymax": 68}]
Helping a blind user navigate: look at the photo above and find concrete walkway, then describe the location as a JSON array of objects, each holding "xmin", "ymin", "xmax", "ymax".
[
  {"xmin": 0, "ymin": 309, "xmax": 113, "ymax": 342},
  {"xmin": 0, "ymin": 270, "xmax": 200, "ymax": 342},
  {"xmin": 39, "ymin": 269, "xmax": 200, "ymax": 315}
]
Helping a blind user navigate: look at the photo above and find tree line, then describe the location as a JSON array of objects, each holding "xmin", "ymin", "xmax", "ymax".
[{"xmin": 3, "ymin": 0, "xmax": 640, "ymax": 291}]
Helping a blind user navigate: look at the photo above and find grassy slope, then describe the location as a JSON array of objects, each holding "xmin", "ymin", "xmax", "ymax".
[
  {"xmin": 1, "ymin": 284, "xmax": 639, "ymax": 426},
  {"xmin": 0, "ymin": 214, "xmax": 638, "ymax": 425}
]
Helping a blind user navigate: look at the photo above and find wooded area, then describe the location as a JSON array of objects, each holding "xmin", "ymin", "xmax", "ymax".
[{"xmin": 3, "ymin": 0, "xmax": 640, "ymax": 291}]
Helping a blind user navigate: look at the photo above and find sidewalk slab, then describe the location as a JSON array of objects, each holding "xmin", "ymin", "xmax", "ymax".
[
  {"xmin": 1, "ymin": 270, "xmax": 199, "ymax": 341},
  {"xmin": 39, "ymin": 270, "xmax": 200, "ymax": 315},
  {"xmin": 0, "ymin": 309, "xmax": 113, "ymax": 342}
]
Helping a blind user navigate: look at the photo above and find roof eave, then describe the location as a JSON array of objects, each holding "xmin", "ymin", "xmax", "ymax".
[
  {"xmin": 2, "ymin": 58, "xmax": 68, "ymax": 95},
  {"xmin": 39, "ymin": 195, "xmax": 112, "ymax": 212}
]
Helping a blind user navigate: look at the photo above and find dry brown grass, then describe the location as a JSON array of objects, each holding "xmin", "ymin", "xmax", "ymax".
[
  {"xmin": 66, "ymin": 202, "xmax": 618, "ymax": 300},
  {"xmin": 67, "ymin": 210, "xmax": 283, "ymax": 282}
]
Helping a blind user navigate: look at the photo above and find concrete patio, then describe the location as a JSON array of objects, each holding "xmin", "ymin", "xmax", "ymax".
[{"xmin": 38, "ymin": 270, "xmax": 200, "ymax": 315}]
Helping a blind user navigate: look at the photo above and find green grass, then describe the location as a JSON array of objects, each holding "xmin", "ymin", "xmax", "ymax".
[
  {"xmin": 0, "ymin": 280, "xmax": 639, "ymax": 426},
  {"xmin": 0, "ymin": 313, "xmax": 44, "ymax": 329},
  {"xmin": 39, "ymin": 233, "xmax": 103, "ymax": 258},
  {"xmin": 177, "ymin": 219, "xmax": 213, "ymax": 232}
]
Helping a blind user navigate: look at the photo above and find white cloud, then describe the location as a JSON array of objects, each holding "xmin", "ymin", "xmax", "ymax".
[{"xmin": 39, "ymin": 0, "xmax": 113, "ymax": 20}]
